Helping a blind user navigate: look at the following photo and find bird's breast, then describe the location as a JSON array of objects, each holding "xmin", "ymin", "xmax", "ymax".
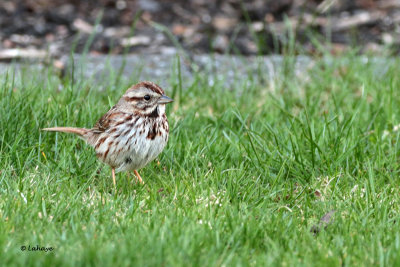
[{"xmin": 94, "ymin": 115, "xmax": 169, "ymax": 172}]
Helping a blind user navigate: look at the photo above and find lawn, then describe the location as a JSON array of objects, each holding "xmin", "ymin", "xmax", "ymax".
[{"xmin": 1, "ymin": 54, "xmax": 400, "ymax": 266}]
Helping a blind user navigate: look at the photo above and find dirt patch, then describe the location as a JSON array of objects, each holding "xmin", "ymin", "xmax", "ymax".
[{"xmin": 0, "ymin": 0, "xmax": 399, "ymax": 59}]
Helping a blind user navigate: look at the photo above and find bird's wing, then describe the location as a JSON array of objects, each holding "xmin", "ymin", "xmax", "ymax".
[{"xmin": 92, "ymin": 106, "xmax": 124, "ymax": 134}]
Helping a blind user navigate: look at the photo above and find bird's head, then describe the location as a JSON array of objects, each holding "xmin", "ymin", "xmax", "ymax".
[{"xmin": 118, "ymin": 81, "xmax": 173, "ymax": 116}]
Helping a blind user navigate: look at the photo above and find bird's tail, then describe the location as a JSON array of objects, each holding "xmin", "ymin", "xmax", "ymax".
[{"xmin": 42, "ymin": 127, "xmax": 89, "ymax": 137}]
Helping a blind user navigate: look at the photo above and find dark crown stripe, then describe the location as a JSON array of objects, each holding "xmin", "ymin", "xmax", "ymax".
[{"xmin": 136, "ymin": 81, "xmax": 164, "ymax": 95}]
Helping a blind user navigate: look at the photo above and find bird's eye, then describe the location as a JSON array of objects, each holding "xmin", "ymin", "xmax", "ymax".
[{"xmin": 144, "ymin": 95, "xmax": 151, "ymax": 101}]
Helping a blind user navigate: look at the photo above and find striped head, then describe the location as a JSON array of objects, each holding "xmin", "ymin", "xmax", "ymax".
[{"xmin": 117, "ymin": 81, "xmax": 173, "ymax": 116}]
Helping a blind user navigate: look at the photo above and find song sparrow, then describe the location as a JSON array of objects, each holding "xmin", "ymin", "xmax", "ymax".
[{"xmin": 43, "ymin": 81, "xmax": 173, "ymax": 186}]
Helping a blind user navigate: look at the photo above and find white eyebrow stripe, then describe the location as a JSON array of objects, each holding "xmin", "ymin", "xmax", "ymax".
[{"xmin": 126, "ymin": 91, "xmax": 143, "ymax": 97}]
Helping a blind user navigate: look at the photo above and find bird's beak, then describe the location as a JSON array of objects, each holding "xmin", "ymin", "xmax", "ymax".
[{"xmin": 158, "ymin": 95, "xmax": 174, "ymax": 104}]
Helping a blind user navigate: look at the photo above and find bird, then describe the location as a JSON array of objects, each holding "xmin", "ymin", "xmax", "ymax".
[{"xmin": 43, "ymin": 81, "xmax": 173, "ymax": 187}]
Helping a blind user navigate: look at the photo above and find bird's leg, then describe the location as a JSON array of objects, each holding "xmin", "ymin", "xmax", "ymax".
[
  {"xmin": 112, "ymin": 168, "xmax": 116, "ymax": 187},
  {"xmin": 134, "ymin": 170, "xmax": 144, "ymax": 184}
]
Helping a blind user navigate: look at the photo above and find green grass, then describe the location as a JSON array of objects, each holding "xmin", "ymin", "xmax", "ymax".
[{"xmin": 1, "ymin": 54, "xmax": 400, "ymax": 266}]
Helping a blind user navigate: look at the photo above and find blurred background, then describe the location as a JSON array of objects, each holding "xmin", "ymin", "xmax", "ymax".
[{"xmin": 0, "ymin": 0, "xmax": 399, "ymax": 61}]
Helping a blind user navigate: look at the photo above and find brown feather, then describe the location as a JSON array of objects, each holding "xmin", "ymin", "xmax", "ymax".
[
  {"xmin": 42, "ymin": 127, "xmax": 89, "ymax": 136},
  {"xmin": 92, "ymin": 107, "xmax": 126, "ymax": 133}
]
